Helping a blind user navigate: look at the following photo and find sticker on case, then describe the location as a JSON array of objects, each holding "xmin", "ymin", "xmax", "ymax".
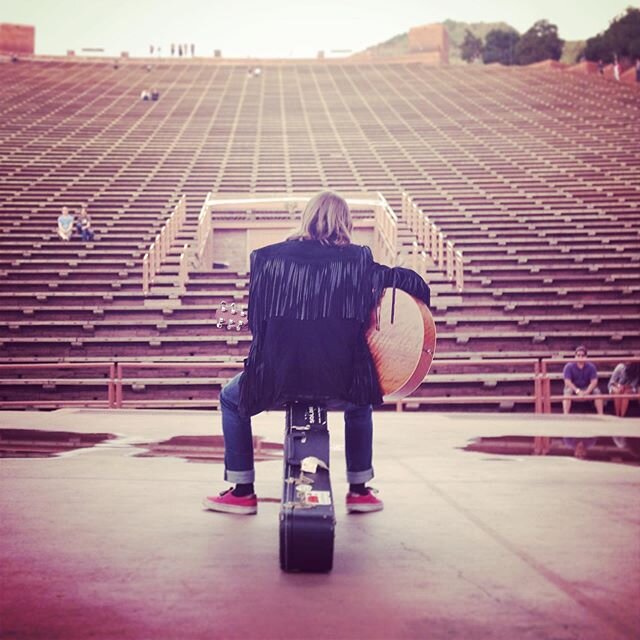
[{"xmin": 305, "ymin": 491, "xmax": 332, "ymax": 506}]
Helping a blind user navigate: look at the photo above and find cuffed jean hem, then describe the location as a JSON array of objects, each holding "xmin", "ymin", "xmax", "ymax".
[
  {"xmin": 224, "ymin": 469, "xmax": 255, "ymax": 484},
  {"xmin": 346, "ymin": 467, "xmax": 374, "ymax": 484}
]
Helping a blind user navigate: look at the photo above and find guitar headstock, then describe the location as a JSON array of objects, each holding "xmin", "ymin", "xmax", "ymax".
[{"xmin": 215, "ymin": 300, "xmax": 248, "ymax": 332}]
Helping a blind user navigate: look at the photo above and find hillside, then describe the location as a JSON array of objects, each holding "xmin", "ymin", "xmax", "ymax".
[
  {"xmin": 359, "ymin": 20, "xmax": 586, "ymax": 65},
  {"xmin": 359, "ymin": 20, "xmax": 517, "ymax": 63}
]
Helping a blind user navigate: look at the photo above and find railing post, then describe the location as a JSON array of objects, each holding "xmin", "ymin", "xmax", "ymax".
[
  {"xmin": 390, "ymin": 208, "xmax": 397, "ymax": 257},
  {"xmin": 205, "ymin": 223, "xmax": 213, "ymax": 268},
  {"xmin": 410, "ymin": 199, "xmax": 417, "ymax": 237},
  {"xmin": 154, "ymin": 235, "xmax": 162, "ymax": 273},
  {"xmin": 540, "ymin": 360, "xmax": 551, "ymax": 413},
  {"xmin": 446, "ymin": 241, "xmax": 454, "ymax": 280},
  {"xmin": 534, "ymin": 360, "xmax": 541, "ymax": 414},
  {"xmin": 142, "ymin": 253, "xmax": 149, "ymax": 295},
  {"xmin": 179, "ymin": 194, "xmax": 186, "ymax": 226},
  {"xmin": 160, "ymin": 227, "xmax": 167, "ymax": 262},
  {"xmin": 430, "ymin": 222, "xmax": 437, "ymax": 261},
  {"xmin": 178, "ymin": 244, "xmax": 190, "ymax": 291},
  {"xmin": 115, "ymin": 363, "xmax": 123, "ymax": 408},
  {"xmin": 168, "ymin": 211, "xmax": 176, "ymax": 246},
  {"xmin": 455, "ymin": 250, "xmax": 464, "ymax": 291},
  {"xmin": 423, "ymin": 250, "xmax": 428, "ymax": 276},
  {"xmin": 196, "ymin": 212, "xmax": 203, "ymax": 260},
  {"xmin": 149, "ymin": 244, "xmax": 156, "ymax": 281},
  {"xmin": 108, "ymin": 363, "xmax": 116, "ymax": 408},
  {"xmin": 148, "ymin": 245, "xmax": 155, "ymax": 280},
  {"xmin": 402, "ymin": 192, "xmax": 408, "ymax": 225}
]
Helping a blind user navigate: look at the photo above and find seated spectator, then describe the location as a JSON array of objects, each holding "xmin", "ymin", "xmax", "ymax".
[
  {"xmin": 562, "ymin": 345, "xmax": 603, "ymax": 459},
  {"xmin": 141, "ymin": 89, "xmax": 151, "ymax": 101},
  {"xmin": 57, "ymin": 207, "xmax": 74, "ymax": 241},
  {"xmin": 608, "ymin": 361, "xmax": 640, "ymax": 418},
  {"xmin": 151, "ymin": 88, "xmax": 160, "ymax": 101},
  {"xmin": 563, "ymin": 345, "xmax": 604, "ymax": 415},
  {"xmin": 75, "ymin": 205, "xmax": 95, "ymax": 242}
]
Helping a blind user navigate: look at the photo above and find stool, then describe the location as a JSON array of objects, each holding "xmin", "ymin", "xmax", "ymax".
[{"xmin": 279, "ymin": 402, "xmax": 336, "ymax": 572}]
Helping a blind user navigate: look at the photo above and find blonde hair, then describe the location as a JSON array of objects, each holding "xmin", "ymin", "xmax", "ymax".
[{"xmin": 287, "ymin": 191, "xmax": 352, "ymax": 246}]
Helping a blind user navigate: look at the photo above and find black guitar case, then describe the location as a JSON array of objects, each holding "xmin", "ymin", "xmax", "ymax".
[{"xmin": 279, "ymin": 403, "xmax": 335, "ymax": 572}]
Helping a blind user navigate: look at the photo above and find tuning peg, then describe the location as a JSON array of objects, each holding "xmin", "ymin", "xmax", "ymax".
[
  {"xmin": 226, "ymin": 319, "xmax": 235, "ymax": 330},
  {"xmin": 240, "ymin": 307, "xmax": 247, "ymax": 317},
  {"xmin": 219, "ymin": 301, "xmax": 227, "ymax": 313},
  {"xmin": 216, "ymin": 318, "xmax": 226, "ymax": 329},
  {"xmin": 235, "ymin": 320, "xmax": 244, "ymax": 331},
  {"xmin": 230, "ymin": 302, "xmax": 237, "ymax": 315}
]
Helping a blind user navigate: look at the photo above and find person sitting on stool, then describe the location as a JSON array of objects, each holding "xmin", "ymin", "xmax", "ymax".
[{"xmin": 202, "ymin": 191, "xmax": 431, "ymax": 515}]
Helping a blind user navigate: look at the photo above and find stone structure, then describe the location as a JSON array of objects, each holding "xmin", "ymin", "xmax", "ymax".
[
  {"xmin": 408, "ymin": 23, "xmax": 449, "ymax": 65},
  {"xmin": 0, "ymin": 23, "xmax": 35, "ymax": 55}
]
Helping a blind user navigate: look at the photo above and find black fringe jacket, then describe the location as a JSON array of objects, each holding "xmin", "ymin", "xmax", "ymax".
[{"xmin": 237, "ymin": 239, "xmax": 431, "ymax": 416}]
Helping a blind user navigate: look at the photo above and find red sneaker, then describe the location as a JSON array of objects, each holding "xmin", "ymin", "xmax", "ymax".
[
  {"xmin": 202, "ymin": 489, "xmax": 257, "ymax": 515},
  {"xmin": 346, "ymin": 487, "xmax": 384, "ymax": 513}
]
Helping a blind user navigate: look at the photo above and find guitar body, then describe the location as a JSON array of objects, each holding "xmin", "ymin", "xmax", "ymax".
[
  {"xmin": 366, "ymin": 289, "xmax": 437, "ymax": 401},
  {"xmin": 215, "ymin": 289, "xmax": 436, "ymax": 402}
]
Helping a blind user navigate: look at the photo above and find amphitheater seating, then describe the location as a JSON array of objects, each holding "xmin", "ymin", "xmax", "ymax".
[{"xmin": 0, "ymin": 57, "xmax": 638, "ymax": 411}]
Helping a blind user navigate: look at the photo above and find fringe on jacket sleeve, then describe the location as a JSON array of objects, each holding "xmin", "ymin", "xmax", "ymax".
[{"xmin": 238, "ymin": 242, "xmax": 429, "ymax": 416}]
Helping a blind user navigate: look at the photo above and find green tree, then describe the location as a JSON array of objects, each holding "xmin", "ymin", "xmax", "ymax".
[
  {"xmin": 584, "ymin": 8, "xmax": 640, "ymax": 63},
  {"xmin": 482, "ymin": 29, "xmax": 520, "ymax": 65},
  {"xmin": 460, "ymin": 29, "xmax": 483, "ymax": 62},
  {"xmin": 515, "ymin": 20, "xmax": 564, "ymax": 64}
]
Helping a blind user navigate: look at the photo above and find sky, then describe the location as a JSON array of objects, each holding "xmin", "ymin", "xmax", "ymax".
[{"xmin": 0, "ymin": 0, "xmax": 635, "ymax": 59}]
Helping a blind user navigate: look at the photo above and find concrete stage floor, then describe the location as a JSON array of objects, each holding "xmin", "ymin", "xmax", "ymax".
[{"xmin": 1, "ymin": 408, "xmax": 639, "ymax": 640}]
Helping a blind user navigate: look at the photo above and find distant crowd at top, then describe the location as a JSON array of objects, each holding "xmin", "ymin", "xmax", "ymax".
[{"xmin": 148, "ymin": 43, "xmax": 197, "ymax": 57}]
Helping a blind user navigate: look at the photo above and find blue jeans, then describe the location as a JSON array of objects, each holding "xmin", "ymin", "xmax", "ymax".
[{"xmin": 219, "ymin": 373, "xmax": 374, "ymax": 485}]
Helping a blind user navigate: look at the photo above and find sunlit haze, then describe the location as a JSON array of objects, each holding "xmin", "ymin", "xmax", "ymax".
[{"xmin": 0, "ymin": 0, "xmax": 634, "ymax": 58}]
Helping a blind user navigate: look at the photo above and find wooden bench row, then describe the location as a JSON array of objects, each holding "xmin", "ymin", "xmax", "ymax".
[{"xmin": 1, "ymin": 332, "xmax": 637, "ymax": 360}]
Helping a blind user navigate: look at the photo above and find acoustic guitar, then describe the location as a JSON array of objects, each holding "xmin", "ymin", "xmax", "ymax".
[
  {"xmin": 215, "ymin": 289, "xmax": 437, "ymax": 402},
  {"xmin": 365, "ymin": 289, "xmax": 437, "ymax": 401}
]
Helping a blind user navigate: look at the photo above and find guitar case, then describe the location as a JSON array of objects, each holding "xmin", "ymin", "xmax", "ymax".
[{"xmin": 279, "ymin": 403, "xmax": 335, "ymax": 572}]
